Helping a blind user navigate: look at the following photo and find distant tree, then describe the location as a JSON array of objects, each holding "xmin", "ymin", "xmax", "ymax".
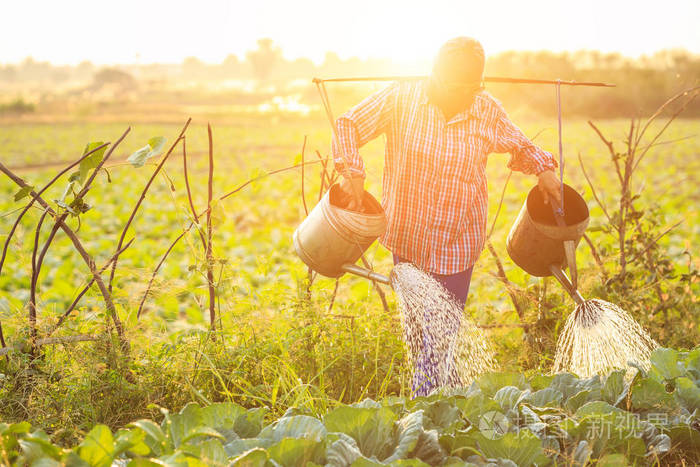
[
  {"xmin": 91, "ymin": 68, "xmax": 137, "ymax": 91},
  {"xmin": 182, "ymin": 56, "xmax": 207, "ymax": 80},
  {"xmin": 246, "ymin": 38, "xmax": 283, "ymax": 84},
  {"xmin": 220, "ymin": 54, "xmax": 243, "ymax": 79},
  {"xmin": 0, "ymin": 65, "xmax": 17, "ymax": 82},
  {"xmin": 75, "ymin": 60, "xmax": 95, "ymax": 78}
]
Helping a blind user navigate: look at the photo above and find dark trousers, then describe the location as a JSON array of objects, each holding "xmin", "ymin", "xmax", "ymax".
[{"xmin": 392, "ymin": 254, "xmax": 473, "ymax": 308}]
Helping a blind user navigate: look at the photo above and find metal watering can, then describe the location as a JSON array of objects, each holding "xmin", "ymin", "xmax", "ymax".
[
  {"xmin": 293, "ymin": 183, "xmax": 392, "ymax": 285},
  {"xmin": 506, "ymin": 183, "xmax": 589, "ymax": 305}
]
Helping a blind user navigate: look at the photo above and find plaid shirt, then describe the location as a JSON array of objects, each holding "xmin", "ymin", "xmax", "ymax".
[{"xmin": 332, "ymin": 80, "xmax": 557, "ymax": 275}]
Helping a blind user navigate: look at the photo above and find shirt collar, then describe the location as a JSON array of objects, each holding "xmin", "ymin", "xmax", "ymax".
[{"xmin": 419, "ymin": 81, "xmax": 483, "ymax": 121}]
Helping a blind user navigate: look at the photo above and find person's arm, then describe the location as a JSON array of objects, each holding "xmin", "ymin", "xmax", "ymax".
[
  {"xmin": 332, "ymin": 83, "xmax": 397, "ymax": 210},
  {"xmin": 492, "ymin": 104, "xmax": 562, "ymax": 205}
]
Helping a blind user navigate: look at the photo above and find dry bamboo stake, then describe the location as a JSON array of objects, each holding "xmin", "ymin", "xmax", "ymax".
[
  {"xmin": 183, "ymin": 136, "xmax": 207, "ymax": 250},
  {"xmin": 0, "ymin": 128, "xmax": 130, "ymax": 351},
  {"xmin": 486, "ymin": 241, "xmax": 525, "ymax": 321},
  {"xmin": 107, "ymin": 118, "xmax": 191, "ymax": 293},
  {"xmin": 0, "ymin": 142, "xmax": 109, "ymax": 276},
  {"xmin": 0, "ymin": 320, "xmax": 6, "ymax": 361},
  {"xmin": 29, "ymin": 211, "xmax": 50, "ymax": 340},
  {"xmin": 582, "ymin": 234, "xmax": 608, "ymax": 281},
  {"xmin": 206, "ymin": 124, "xmax": 216, "ymax": 333},
  {"xmin": 142, "ymin": 158, "xmax": 333, "ymax": 316},
  {"xmin": 327, "ymin": 279, "xmax": 340, "ymax": 313},
  {"xmin": 0, "ymin": 180, "xmax": 127, "ymax": 346},
  {"xmin": 300, "ymin": 135, "xmax": 309, "ymax": 216},
  {"xmin": 0, "ymin": 334, "xmax": 98, "ymax": 357},
  {"xmin": 49, "ymin": 238, "xmax": 135, "ymax": 335},
  {"xmin": 137, "ymin": 230, "xmax": 186, "ymax": 319},
  {"xmin": 26, "ymin": 131, "xmax": 124, "ymax": 345}
]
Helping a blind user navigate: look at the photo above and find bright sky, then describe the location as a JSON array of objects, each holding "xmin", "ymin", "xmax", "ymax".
[{"xmin": 1, "ymin": 0, "xmax": 698, "ymax": 65}]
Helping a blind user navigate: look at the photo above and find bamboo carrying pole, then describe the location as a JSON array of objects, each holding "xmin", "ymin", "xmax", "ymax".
[{"xmin": 313, "ymin": 76, "xmax": 616, "ymax": 87}]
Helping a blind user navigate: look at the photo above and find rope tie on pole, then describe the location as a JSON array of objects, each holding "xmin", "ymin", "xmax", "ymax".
[{"xmin": 556, "ymin": 79, "xmax": 565, "ymax": 215}]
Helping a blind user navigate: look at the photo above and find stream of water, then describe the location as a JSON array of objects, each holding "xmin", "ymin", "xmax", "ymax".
[
  {"xmin": 553, "ymin": 298, "xmax": 658, "ymax": 378},
  {"xmin": 390, "ymin": 263, "xmax": 498, "ymax": 395}
]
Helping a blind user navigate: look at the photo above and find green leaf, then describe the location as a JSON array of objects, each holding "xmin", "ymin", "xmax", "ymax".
[
  {"xmin": 128, "ymin": 136, "xmax": 167, "ymax": 167},
  {"xmin": 224, "ymin": 438, "xmax": 271, "ymax": 458},
  {"xmin": 0, "ymin": 421, "xmax": 31, "ymax": 435},
  {"xmin": 565, "ymin": 390, "xmax": 593, "ymax": 413},
  {"xmin": 267, "ymin": 438, "xmax": 325, "ymax": 467},
  {"xmin": 601, "ymin": 370, "xmax": 626, "ymax": 406},
  {"xmin": 675, "ymin": 376, "xmax": 700, "ymax": 412},
  {"xmin": 324, "ymin": 406, "xmax": 396, "ymax": 460},
  {"xmin": 77, "ymin": 424, "xmax": 115, "ymax": 467},
  {"xmin": 668, "ymin": 424, "xmax": 700, "ymax": 452},
  {"xmin": 199, "ymin": 402, "xmax": 247, "ymax": 442},
  {"xmin": 575, "ymin": 401, "xmax": 622, "ymax": 417},
  {"xmin": 457, "ymin": 393, "xmax": 501, "ymax": 426},
  {"xmin": 409, "ymin": 429, "xmax": 447, "ymax": 466},
  {"xmin": 597, "ymin": 453, "xmax": 629, "ymax": 466},
  {"xmin": 549, "ymin": 373, "xmax": 601, "ymax": 402},
  {"xmin": 350, "ymin": 459, "xmax": 384, "ymax": 467},
  {"xmin": 259, "ymin": 415, "xmax": 327, "ymax": 443},
  {"xmin": 195, "ymin": 439, "xmax": 227, "ymax": 466},
  {"xmin": 28, "ymin": 458, "xmax": 63, "ymax": 467},
  {"xmin": 418, "ymin": 399, "xmax": 464, "ymax": 434},
  {"xmin": 630, "ymin": 378, "xmax": 677, "ymax": 412},
  {"xmin": 650, "ymin": 347, "xmax": 683, "ymax": 381},
  {"xmin": 79, "ymin": 142, "xmax": 107, "ymax": 183},
  {"xmin": 682, "ymin": 347, "xmax": 700, "ymax": 379},
  {"xmin": 477, "ymin": 410, "xmax": 510, "ymax": 441},
  {"xmin": 114, "ymin": 428, "xmax": 149, "ymax": 457},
  {"xmin": 17, "ymin": 431, "xmax": 63, "ymax": 464},
  {"xmin": 180, "ymin": 426, "xmax": 225, "ymax": 444},
  {"xmin": 476, "ymin": 372, "xmax": 528, "ymax": 398},
  {"xmin": 388, "ymin": 459, "xmax": 431, "ymax": 466},
  {"xmin": 234, "ymin": 408, "xmax": 268, "ymax": 438},
  {"xmin": 525, "ymin": 387, "xmax": 563, "ymax": 407},
  {"xmin": 529, "ymin": 374, "xmax": 554, "ymax": 391},
  {"xmin": 14, "ymin": 186, "xmax": 33, "ymax": 202},
  {"xmin": 473, "ymin": 431, "xmax": 546, "ymax": 466},
  {"xmin": 384, "ymin": 411, "xmax": 423, "ymax": 463},
  {"xmin": 572, "ymin": 440, "xmax": 592, "ymax": 466},
  {"xmin": 128, "ymin": 419, "xmax": 169, "ymax": 456},
  {"xmin": 230, "ymin": 447, "xmax": 269, "ymax": 466},
  {"xmin": 493, "ymin": 386, "xmax": 529, "ymax": 412},
  {"xmin": 326, "ymin": 433, "xmax": 363, "ymax": 467}
]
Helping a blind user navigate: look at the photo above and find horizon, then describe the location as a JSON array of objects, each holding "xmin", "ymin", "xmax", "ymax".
[
  {"xmin": 2, "ymin": 0, "xmax": 699, "ymax": 66},
  {"xmin": 3, "ymin": 45, "xmax": 698, "ymax": 68}
]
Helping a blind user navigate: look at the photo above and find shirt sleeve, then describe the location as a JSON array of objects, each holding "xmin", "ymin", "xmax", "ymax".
[
  {"xmin": 492, "ymin": 103, "xmax": 557, "ymax": 175},
  {"xmin": 332, "ymin": 83, "xmax": 398, "ymax": 178}
]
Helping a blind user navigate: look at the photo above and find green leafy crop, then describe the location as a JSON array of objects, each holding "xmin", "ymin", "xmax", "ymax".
[{"xmin": 0, "ymin": 346, "xmax": 698, "ymax": 466}]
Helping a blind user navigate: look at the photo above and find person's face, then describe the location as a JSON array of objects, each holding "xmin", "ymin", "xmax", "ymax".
[{"xmin": 432, "ymin": 55, "xmax": 483, "ymax": 106}]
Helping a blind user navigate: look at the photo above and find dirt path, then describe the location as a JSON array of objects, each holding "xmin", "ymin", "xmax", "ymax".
[{"xmin": 7, "ymin": 144, "xmax": 301, "ymax": 172}]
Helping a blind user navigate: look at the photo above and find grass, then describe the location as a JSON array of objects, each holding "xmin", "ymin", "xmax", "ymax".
[{"xmin": 0, "ymin": 113, "xmax": 698, "ymax": 445}]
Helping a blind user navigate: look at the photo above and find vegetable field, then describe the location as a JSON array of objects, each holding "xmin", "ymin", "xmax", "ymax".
[{"xmin": 0, "ymin": 107, "xmax": 698, "ymax": 466}]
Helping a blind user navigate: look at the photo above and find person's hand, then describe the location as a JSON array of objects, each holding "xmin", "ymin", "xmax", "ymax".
[
  {"xmin": 537, "ymin": 170, "xmax": 562, "ymax": 207},
  {"xmin": 338, "ymin": 176, "xmax": 365, "ymax": 212}
]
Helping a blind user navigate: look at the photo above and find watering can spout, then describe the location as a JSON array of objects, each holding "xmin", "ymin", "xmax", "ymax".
[
  {"xmin": 549, "ymin": 265, "xmax": 585, "ymax": 306},
  {"xmin": 341, "ymin": 263, "xmax": 391, "ymax": 285}
]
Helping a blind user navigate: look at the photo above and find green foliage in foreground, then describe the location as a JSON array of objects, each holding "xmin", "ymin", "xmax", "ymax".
[{"xmin": 1, "ymin": 347, "xmax": 698, "ymax": 466}]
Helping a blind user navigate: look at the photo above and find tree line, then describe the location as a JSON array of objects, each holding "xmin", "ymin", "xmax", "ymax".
[{"xmin": 0, "ymin": 39, "xmax": 697, "ymax": 118}]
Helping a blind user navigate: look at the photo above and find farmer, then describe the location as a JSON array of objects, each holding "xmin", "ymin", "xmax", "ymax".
[{"xmin": 332, "ymin": 37, "xmax": 562, "ymax": 395}]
